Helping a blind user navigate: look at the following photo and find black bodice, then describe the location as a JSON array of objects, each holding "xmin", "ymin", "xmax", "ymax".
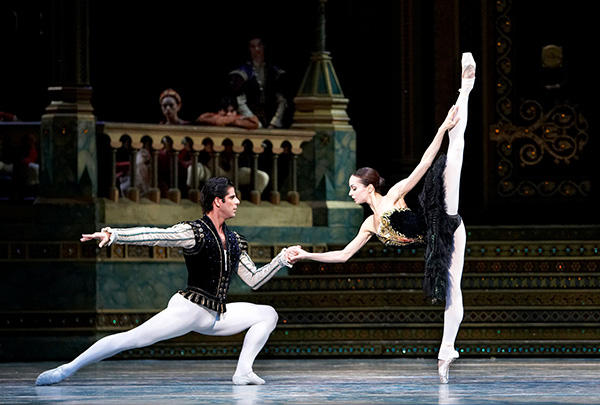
[{"xmin": 376, "ymin": 207, "xmax": 425, "ymax": 247}]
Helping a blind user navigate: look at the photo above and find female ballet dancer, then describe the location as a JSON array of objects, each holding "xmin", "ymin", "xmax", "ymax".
[{"xmin": 289, "ymin": 53, "xmax": 476, "ymax": 384}]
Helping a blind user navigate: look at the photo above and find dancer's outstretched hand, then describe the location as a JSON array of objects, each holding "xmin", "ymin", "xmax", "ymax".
[
  {"xmin": 441, "ymin": 105, "xmax": 460, "ymax": 131},
  {"xmin": 287, "ymin": 246, "xmax": 310, "ymax": 264},
  {"xmin": 283, "ymin": 245, "xmax": 300, "ymax": 263},
  {"xmin": 80, "ymin": 231, "xmax": 110, "ymax": 248},
  {"xmin": 285, "ymin": 245, "xmax": 302, "ymax": 263}
]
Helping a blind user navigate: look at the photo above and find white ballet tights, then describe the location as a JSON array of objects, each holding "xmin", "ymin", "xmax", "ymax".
[
  {"xmin": 438, "ymin": 72, "xmax": 473, "ymax": 361},
  {"xmin": 438, "ymin": 222, "xmax": 466, "ymax": 360},
  {"xmin": 48, "ymin": 294, "xmax": 278, "ymax": 382},
  {"xmin": 443, "ymin": 84, "xmax": 471, "ymax": 216}
]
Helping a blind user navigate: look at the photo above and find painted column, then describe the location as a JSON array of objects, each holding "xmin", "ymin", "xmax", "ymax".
[
  {"xmin": 40, "ymin": 0, "xmax": 96, "ymax": 200},
  {"xmin": 292, "ymin": 0, "xmax": 362, "ymax": 242}
]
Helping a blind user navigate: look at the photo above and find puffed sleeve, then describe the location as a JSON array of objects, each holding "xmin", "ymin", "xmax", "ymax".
[
  {"xmin": 102, "ymin": 222, "xmax": 196, "ymax": 249},
  {"xmin": 235, "ymin": 233, "xmax": 292, "ymax": 290}
]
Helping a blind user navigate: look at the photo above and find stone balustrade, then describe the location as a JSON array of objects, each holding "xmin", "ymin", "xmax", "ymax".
[{"xmin": 98, "ymin": 122, "xmax": 315, "ymax": 205}]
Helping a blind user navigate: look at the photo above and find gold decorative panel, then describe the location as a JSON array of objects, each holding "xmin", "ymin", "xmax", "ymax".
[{"xmin": 489, "ymin": 0, "xmax": 591, "ymax": 200}]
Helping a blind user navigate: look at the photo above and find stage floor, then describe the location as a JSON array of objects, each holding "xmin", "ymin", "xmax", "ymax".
[{"xmin": 2, "ymin": 358, "xmax": 600, "ymax": 404}]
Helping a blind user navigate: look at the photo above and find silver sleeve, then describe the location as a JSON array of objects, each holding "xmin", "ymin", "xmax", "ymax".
[{"xmin": 237, "ymin": 248, "xmax": 291, "ymax": 290}]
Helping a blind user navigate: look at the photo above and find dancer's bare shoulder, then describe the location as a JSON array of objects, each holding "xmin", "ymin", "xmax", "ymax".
[
  {"xmin": 383, "ymin": 180, "xmax": 412, "ymax": 206},
  {"xmin": 360, "ymin": 214, "xmax": 377, "ymax": 234},
  {"xmin": 380, "ymin": 193, "xmax": 409, "ymax": 211}
]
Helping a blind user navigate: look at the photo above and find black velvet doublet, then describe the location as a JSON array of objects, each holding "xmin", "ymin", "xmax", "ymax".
[{"xmin": 177, "ymin": 216, "xmax": 245, "ymax": 313}]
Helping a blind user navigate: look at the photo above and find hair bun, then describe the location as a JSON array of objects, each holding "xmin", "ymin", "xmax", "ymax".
[{"xmin": 353, "ymin": 167, "xmax": 384, "ymax": 193}]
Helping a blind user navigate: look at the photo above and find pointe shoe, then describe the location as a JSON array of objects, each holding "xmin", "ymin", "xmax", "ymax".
[
  {"xmin": 437, "ymin": 352, "xmax": 460, "ymax": 384},
  {"xmin": 460, "ymin": 52, "xmax": 476, "ymax": 92},
  {"xmin": 35, "ymin": 365, "xmax": 69, "ymax": 386},
  {"xmin": 437, "ymin": 358, "xmax": 455, "ymax": 384},
  {"xmin": 461, "ymin": 52, "xmax": 476, "ymax": 79},
  {"xmin": 232, "ymin": 371, "xmax": 265, "ymax": 385}
]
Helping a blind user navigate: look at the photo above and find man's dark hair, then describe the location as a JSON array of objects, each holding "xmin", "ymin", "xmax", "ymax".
[
  {"xmin": 218, "ymin": 96, "xmax": 238, "ymax": 112},
  {"xmin": 247, "ymin": 35, "xmax": 265, "ymax": 46},
  {"xmin": 200, "ymin": 177, "xmax": 234, "ymax": 213}
]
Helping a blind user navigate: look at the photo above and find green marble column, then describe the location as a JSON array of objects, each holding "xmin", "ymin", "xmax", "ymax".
[
  {"xmin": 292, "ymin": 0, "xmax": 362, "ymax": 240},
  {"xmin": 40, "ymin": 87, "xmax": 97, "ymax": 199},
  {"xmin": 40, "ymin": 0, "xmax": 96, "ymax": 200},
  {"xmin": 0, "ymin": 0, "xmax": 103, "ymax": 360}
]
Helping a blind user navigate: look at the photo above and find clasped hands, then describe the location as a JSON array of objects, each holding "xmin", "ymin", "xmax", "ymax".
[{"xmin": 284, "ymin": 245, "xmax": 308, "ymax": 265}]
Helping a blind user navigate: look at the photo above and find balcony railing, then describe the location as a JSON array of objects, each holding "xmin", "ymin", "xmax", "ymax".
[
  {"xmin": 1, "ymin": 122, "xmax": 315, "ymax": 204},
  {"xmin": 98, "ymin": 123, "xmax": 316, "ymax": 205}
]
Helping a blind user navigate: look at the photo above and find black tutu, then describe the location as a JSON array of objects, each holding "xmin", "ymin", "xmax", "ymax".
[{"xmin": 418, "ymin": 155, "xmax": 462, "ymax": 304}]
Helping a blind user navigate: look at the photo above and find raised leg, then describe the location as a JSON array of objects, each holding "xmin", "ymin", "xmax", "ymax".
[{"xmin": 443, "ymin": 52, "xmax": 475, "ymax": 216}]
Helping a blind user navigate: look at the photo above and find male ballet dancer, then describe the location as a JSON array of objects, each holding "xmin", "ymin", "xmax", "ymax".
[{"xmin": 36, "ymin": 177, "xmax": 294, "ymax": 386}]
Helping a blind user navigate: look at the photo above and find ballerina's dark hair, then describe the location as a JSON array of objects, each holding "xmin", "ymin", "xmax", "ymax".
[{"xmin": 353, "ymin": 167, "xmax": 385, "ymax": 193}]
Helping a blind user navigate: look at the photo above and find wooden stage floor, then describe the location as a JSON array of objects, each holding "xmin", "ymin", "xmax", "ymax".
[{"xmin": 2, "ymin": 358, "xmax": 600, "ymax": 404}]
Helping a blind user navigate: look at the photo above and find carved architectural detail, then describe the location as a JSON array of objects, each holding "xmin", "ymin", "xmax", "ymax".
[
  {"xmin": 490, "ymin": 0, "xmax": 590, "ymax": 199},
  {"xmin": 491, "ymin": 102, "xmax": 590, "ymax": 197}
]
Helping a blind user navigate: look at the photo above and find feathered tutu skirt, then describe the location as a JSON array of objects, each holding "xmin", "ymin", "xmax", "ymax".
[{"xmin": 418, "ymin": 155, "xmax": 462, "ymax": 304}]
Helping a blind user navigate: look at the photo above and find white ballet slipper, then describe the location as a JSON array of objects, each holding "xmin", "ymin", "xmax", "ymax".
[
  {"xmin": 35, "ymin": 365, "xmax": 70, "ymax": 386},
  {"xmin": 232, "ymin": 371, "xmax": 265, "ymax": 385}
]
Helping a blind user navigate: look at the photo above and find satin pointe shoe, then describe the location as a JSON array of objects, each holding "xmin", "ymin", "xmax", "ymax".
[
  {"xmin": 437, "ymin": 357, "xmax": 457, "ymax": 384},
  {"xmin": 461, "ymin": 52, "xmax": 476, "ymax": 79},
  {"xmin": 460, "ymin": 52, "xmax": 476, "ymax": 92}
]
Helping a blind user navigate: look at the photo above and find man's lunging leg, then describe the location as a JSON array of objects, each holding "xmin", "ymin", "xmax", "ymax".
[{"xmin": 202, "ymin": 302, "xmax": 278, "ymax": 385}]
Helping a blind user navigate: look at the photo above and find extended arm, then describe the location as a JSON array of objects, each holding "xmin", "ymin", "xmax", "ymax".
[
  {"xmin": 80, "ymin": 222, "xmax": 196, "ymax": 249},
  {"xmin": 290, "ymin": 218, "xmax": 374, "ymax": 264},
  {"xmin": 237, "ymin": 248, "xmax": 292, "ymax": 290},
  {"xmin": 386, "ymin": 105, "xmax": 460, "ymax": 202}
]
